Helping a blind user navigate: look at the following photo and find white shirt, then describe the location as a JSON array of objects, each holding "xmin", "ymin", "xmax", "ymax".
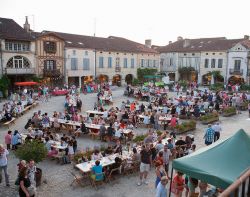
[
  {"xmin": 0, "ymin": 149, "xmax": 9, "ymax": 166},
  {"xmin": 115, "ymin": 129, "xmax": 122, "ymax": 138},
  {"xmin": 212, "ymin": 124, "xmax": 222, "ymax": 133}
]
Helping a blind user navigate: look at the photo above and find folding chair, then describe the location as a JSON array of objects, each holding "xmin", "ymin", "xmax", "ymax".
[
  {"xmin": 90, "ymin": 172, "xmax": 106, "ymax": 190},
  {"xmin": 70, "ymin": 171, "xmax": 84, "ymax": 187},
  {"xmin": 107, "ymin": 167, "xmax": 121, "ymax": 183}
]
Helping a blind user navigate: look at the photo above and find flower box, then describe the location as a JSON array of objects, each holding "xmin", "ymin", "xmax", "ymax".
[
  {"xmin": 200, "ymin": 113, "xmax": 219, "ymax": 124},
  {"xmin": 222, "ymin": 107, "xmax": 237, "ymax": 117},
  {"xmin": 176, "ymin": 120, "xmax": 196, "ymax": 134}
]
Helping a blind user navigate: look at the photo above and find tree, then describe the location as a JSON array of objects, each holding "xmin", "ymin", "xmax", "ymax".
[
  {"xmin": 137, "ymin": 68, "xmax": 158, "ymax": 82},
  {"xmin": 15, "ymin": 141, "xmax": 48, "ymax": 163}
]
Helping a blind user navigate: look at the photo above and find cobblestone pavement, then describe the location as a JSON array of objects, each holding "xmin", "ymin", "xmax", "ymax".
[{"xmin": 0, "ymin": 88, "xmax": 249, "ymax": 197}]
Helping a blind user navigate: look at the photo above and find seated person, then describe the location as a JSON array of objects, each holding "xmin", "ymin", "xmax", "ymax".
[
  {"xmin": 114, "ymin": 128, "xmax": 122, "ymax": 140},
  {"xmin": 131, "ymin": 147, "xmax": 140, "ymax": 162},
  {"xmin": 91, "ymin": 149, "xmax": 103, "ymax": 160},
  {"xmin": 91, "ymin": 160, "xmax": 104, "ymax": 181},
  {"xmin": 113, "ymin": 140, "xmax": 122, "ymax": 154},
  {"xmin": 25, "ymin": 133, "xmax": 33, "ymax": 142},
  {"xmin": 104, "ymin": 145, "xmax": 113, "ymax": 156},
  {"xmin": 4, "ymin": 110, "xmax": 12, "ymax": 121},
  {"xmin": 47, "ymin": 147, "xmax": 58, "ymax": 158}
]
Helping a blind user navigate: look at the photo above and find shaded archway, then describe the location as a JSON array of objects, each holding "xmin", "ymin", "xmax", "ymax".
[
  {"xmin": 228, "ymin": 75, "xmax": 244, "ymax": 84},
  {"xmin": 98, "ymin": 74, "xmax": 109, "ymax": 83},
  {"xmin": 202, "ymin": 73, "xmax": 211, "ymax": 85},
  {"xmin": 168, "ymin": 73, "xmax": 175, "ymax": 81},
  {"xmin": 125, "ymin": 74, "xmax": 133, "ymax": 84},
  {"xmin": 112, "ymin": 74, "xmax": 121, "ymax": 86}
]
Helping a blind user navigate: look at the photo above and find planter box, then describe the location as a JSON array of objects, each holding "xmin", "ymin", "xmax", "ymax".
[
  {"xmin": 201, "ymin": 116, "xmax": 219, "ymax": 124},
  {"xmin": 176, "ymin": 126, "xmax": 196, "ymax": 134},
  {"xmin": 223, "ymin": 112, "xmax": 236, "ymax": 117}
]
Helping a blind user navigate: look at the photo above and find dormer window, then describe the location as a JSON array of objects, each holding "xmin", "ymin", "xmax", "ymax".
[{"xmin": 44, "ymin": 41, "xmax": 56, "ymax": 53}]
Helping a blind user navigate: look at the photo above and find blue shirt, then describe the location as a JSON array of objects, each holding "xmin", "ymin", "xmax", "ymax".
[
  {"xmin": 156, "ymin": 182, "xmax": 167, "ymax": 197},
  {"xmin": 11, "ymin": 133, "xmax": 21, "ymax": 145},
  {"xmin": 204, "ymin": 128, "xmax": 215, "ymax": 143},
  {"xmin": 92, "ymin": 165, "xmax": 103, "ymax": 181}
]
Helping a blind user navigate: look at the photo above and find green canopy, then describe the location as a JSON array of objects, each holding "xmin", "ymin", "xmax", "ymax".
[
  {"xmin": 172, "ymin": 129, "xmax": 250, "ymax": 189},
  {"xmin": 155, "ymin": 82, "xmax": 164, "ymax": 86},
  {"xmin": 143, "ymin": 75, "xmax": 162, "ymax": 79}
]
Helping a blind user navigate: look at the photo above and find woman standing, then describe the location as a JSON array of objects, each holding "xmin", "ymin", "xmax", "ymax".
[
  {"xmin": 155, "ymin": 161, "xmax": 167, "ymax": 188},
  {"xmin": 19, "ymin": 167, "xmax": 35, "ymax": 197},
  {"xmin": 171, "ymin": 171, "xmax": 185, "ymax": 197}
]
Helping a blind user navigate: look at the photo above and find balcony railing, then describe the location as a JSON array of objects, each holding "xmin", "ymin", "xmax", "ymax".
[
  {"xmin": 43, "ymin": 69, "xmax": 61, "ymax": 77},
  {"xmin": 115, "ymin": 67, "xmax": 121, "ymax": 72},
  {"xmin": 229, "ymin": 69, "xmax": 243, "ymax": 75},
  {"xmin": 6, "ymin": 68, "xmax": 35, "ymax": 74},
  {"xmin": 220, "ymin": 168, "xmax": 250, "ymax": 197}
]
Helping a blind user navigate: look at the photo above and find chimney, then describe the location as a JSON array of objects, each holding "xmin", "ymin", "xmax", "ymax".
[
  {"xmin": 244, "ymin": 35, "xmax": 249, "ymax": 40},
  {"xmin": 177, "ymin": 36, "xmax": 183, "ymax": 41},
  {"xmin": 183, "ymin": 39, "xmax": 191, "ymax": 48},
  {"xmin": 169, "ymin": 41, "xmax": 172, "ymax": 44},
  {"xmin": 23, "ymin": 16, "xmax": 30, "ymax": 32},
  {"xmin": 145, "ymin": 39, "xmax": 152, "ymax": 48}
]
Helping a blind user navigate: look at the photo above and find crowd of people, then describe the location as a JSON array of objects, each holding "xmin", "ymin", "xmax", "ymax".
[{"xmin": 0, "ymin": 80, "xmax": 249, "ymax": 197}]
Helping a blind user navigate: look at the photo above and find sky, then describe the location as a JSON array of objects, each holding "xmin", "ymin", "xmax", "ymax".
[{"xmin": 1, "ymin": 0, "xmax": 250, "ymax": 46}]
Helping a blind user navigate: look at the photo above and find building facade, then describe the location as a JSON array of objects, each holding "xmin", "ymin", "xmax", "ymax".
[
  {"xmin": 227, "ymin": 41, "xmax": 250, "ymax": 84},
  {"xmin": 0, "ymin": 17, "xmax": 36, "ymax": 88},
  {"xmin": 158, "ymin": 37, "xmax": 249, "ymax": 84},
  {"xmin": 33, "ymin": 32, "xmax": 65, "ymax": 87}
]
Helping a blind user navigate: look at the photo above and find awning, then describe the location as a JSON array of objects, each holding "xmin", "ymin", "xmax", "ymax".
[{"xmin": 14, "ymin": 81, "xmax": 39, "ymax": 86}]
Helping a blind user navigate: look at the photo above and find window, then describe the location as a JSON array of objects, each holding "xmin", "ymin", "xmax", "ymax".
[
  {"xmin": 206, "ymin": 53, "xmax": 208, "ymax": 55},
  {"xmin": 234, "ymin": 60, "xmax": 241, "ymax": 70},
  {"xmin": 149, "ymin": 60, "xmax": 153, "ymax": 67},
  {"xmin": 131, "ymin": 58, "xmax": 135, "ymax": 68},
  {"xmin": 212, "ymin": 53, "xmax": 215, "ymax": 55},
  {"xmin": 5, "ymin": 42, "xmax": 30, "ymax": 51},
  {"xmin": 71, "ymin": 58, "xmax": 78, "ymax": 70},
  {"xmin": 211, "ymin": 59, "xmax": 216, "ymax": 68},
  {"xmin": 72, "ymin": 50, "xmax": 76, "ymax": 55},
  {"xmin": 115, "ymin": 57, "xmax": 120, "ymax": 67},
  {"xmin": 169, "ymin": 58, "xmax": 173, "ymax": 66},
  {"xmin": 218, "ymin": 59, "xmax": 223, "ymax": 68},
  {"xmin": 192, "ymin": 53, "xmax": 195, "ymax": 56},
  {"xmin": 123, "ymin": 58, "xmax": 128, "ymax": 68},
  {"xmin": 108, "ymin": 57, "xmax": 112, "ymax": 68},
  {"xmin": 85, "ymin": 51, "xmax": 88, "ymax": 56},
  {"xmin": 83, "ymin": 58, "xmax": 90, "ymax": 70},
  {"xmin": 184, "ymin": 53, "xmax": 187, "ymax": 56},
  {"xmin": 6, "ymin": 56, "xmax": 30, "ymax": 69},
  {"xmin": 44, "ymin": 60, "xmax": 56, "ymax": 70},
  {"xmin": 140, "ymin": 59, "xmax": 144, "ymax": 67},
  {"xmin": 205, "ymin": 59, "xmax": 209, "ymax": 68},
  {"xmin": 153, "ymin": 60, "xmax": 156, "ymax": 67},
  {"xmin": 99, "ymin": 57, "xmax": 104, "ymax": 68},
  {"xmin": 44, "ymin": 41, "xmax": 56, "ymax": 53},
  {"xmin": 146, "ymin": 59, "xmax": 150, "ymax": 67}
]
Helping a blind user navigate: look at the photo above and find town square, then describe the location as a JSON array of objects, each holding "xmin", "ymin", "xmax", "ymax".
[{"xmin": 0, "ymin": 0, "xmax": 250, "ymax": 197}]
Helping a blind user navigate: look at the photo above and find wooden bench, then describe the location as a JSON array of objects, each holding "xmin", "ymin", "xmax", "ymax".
[
  {"xmin": 3, "ymin": 117, "xmax": 16, "ymax": 128},
  {"xmin": 32, "ymin": 102, "xmax": 39, "ymax": 108}
]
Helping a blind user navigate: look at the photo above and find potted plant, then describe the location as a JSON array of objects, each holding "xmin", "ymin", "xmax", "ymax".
[
  {"xmin": 15, "ymin": 141, "xmax": 48, "ymax": 186},
  {"xmin": 222, "ymin": 107, "xmax": 237, "ymax": 117},
  {"xmin": 176, "ymin": 120, "xmax": 196, "ymax": 133},
  {"xmin": 200, "ymin": 112, "xmax": 219, "ymax": 124}
]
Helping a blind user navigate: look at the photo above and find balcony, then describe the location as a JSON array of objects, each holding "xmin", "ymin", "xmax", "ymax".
[
  {"xmin": 229, "ymin": 68, "xmax": 243, "ymax": 75},
  {"xmin": 115, "ymin": 67, "xmax": 121, "ymax": 72},
  {"xmin": 43, "ymin": 69, "xmax": 61, "ymax": 77},
  {"xmin": 6, "ymin": 68, "xmax": 35, "ymax": 75}
]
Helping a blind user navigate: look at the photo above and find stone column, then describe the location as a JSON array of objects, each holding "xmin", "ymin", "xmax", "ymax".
[{"xmin": 79, "ymin": 76, "xmax": 82, "ymax": 88}]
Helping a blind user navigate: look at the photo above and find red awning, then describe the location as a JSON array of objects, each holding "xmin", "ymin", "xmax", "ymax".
[{"xmin": 14, "ymin": 81, "xmax": 39, "ymax": 86}]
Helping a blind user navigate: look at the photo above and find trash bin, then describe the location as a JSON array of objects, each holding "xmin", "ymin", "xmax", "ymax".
[{"xmin": 35, "ymin": 168, "xmax": 42, "ymax": 187}]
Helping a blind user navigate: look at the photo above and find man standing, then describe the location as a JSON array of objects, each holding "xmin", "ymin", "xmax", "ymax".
[
  {"xmin": 204, "ymin": 124, "xmax": 215, "ymax": 145},
  {"xmin": 212, "ymin": 122, "xmax": 222, "ymax": 142},
  {"xmin": 0, "ymin": 144, "xmax": 10, "ymax": 186},
  {"xmin": 138, "ymin": 144, "xmax": 152, "ymax": 186},
  {"xmin": 156, "ymin": 176, "xmax": 168, "ymax": 197},
  {"xmin": 99, "ymin": 123, "xmax": 107, "ymax": 141},
  {"xmin": 162, "ymin": 145, "xmax": 172, "ymax": 178}
]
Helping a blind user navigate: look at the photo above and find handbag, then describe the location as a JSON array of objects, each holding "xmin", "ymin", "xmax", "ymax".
[{"xmin": 27, "ymin": 185, "xmax": 36, "ymax": 196}]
